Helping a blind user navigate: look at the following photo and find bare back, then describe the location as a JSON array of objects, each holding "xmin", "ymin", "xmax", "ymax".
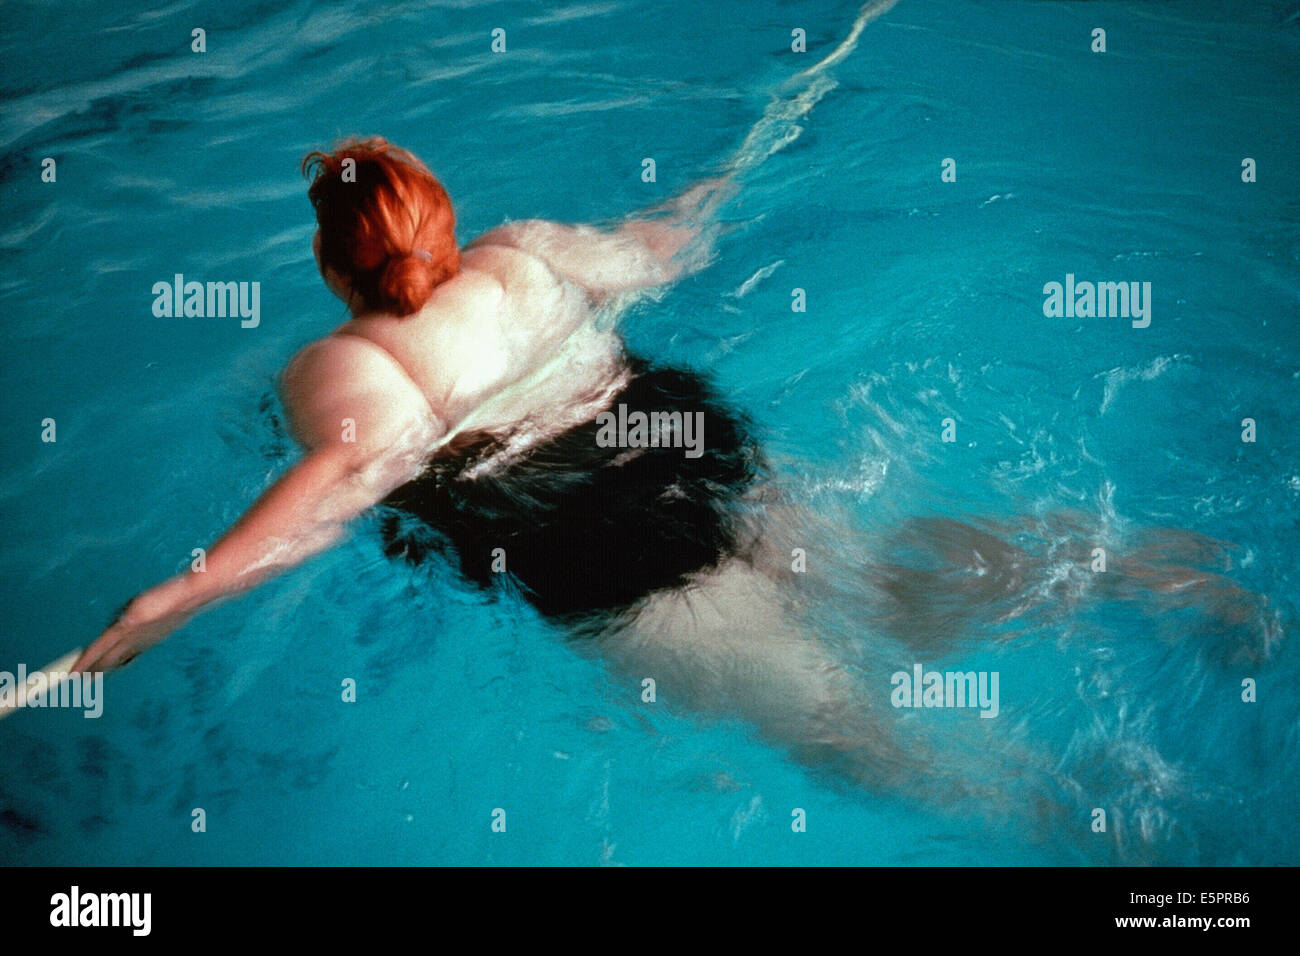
[
  {"xmin": 281, "ymin": 212, "xmax": 704, "ymax": 474},
  {"xmin": 334, "ymin": 240, "xmax": 631, "ymax": 456},
  {"xmin": 302, "ymin": 227, "xmax": 686, "ymax": 470}
]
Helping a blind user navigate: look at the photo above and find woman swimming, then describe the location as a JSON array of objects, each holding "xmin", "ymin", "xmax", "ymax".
[
  {"xmin": 62, "ymin": 136, "xmax": 925, "ymax": 795},
  {"xmin": 42, "ymin": 138, "xmax": 781, "ymax": 774},
  {"xmin": 70, "ymin": 137, "xmax": 773, "ymax": 667},
  {"xmin": 62, "ymin": 137, "xmax": 1273, "ymax": 849},
  {"xmin": 58, "ymin": 0, "xmax": 1004, "ymax": 807}
]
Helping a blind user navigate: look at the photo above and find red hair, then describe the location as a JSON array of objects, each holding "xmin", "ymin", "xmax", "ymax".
[{"xmin": 302, "ymin": 137, "xmax": 459, "ymax": 316}]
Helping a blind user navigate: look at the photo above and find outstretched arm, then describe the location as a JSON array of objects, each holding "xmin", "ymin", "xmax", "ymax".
[
  {"xmin": 467, "ymin": 174, "xmax": 737, "ymax": 300},
  {"xmin": 72, "ymin": 336, "xmax": 441, "ymax": 674}
]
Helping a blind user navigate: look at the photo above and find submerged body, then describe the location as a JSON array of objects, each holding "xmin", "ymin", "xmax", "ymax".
[
  {"xmin": 66, "ymin": 154, "xmax": 889, "ymax": 789},
  {"xmin": 65, "ymin": 167, "xmax": 765, "ymax": 666},
  {"xmin": 288, "ymin": 209, "xmax": 766, "ymax": 619},
  {"xmin": 378, "ymin": 353, "xmax": 764, "ymax": 620},
  {"xmin": 61, "ymin": 141, "xmax": 1275, "ymax": 865}
]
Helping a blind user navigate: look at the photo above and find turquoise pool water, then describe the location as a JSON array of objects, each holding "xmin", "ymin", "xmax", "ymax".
[{"xmin": 1, "ymin": 0, "xmax": 1297, "ymax": 865}]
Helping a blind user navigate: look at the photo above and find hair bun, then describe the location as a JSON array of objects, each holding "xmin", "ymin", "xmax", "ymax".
[
  {"xmin": 379, "ymin": 253, "xmax": 437, "ymax": 316},
  {"xmin": 303, "ymin": 137, "xmax": 461, "ymax": 316}
]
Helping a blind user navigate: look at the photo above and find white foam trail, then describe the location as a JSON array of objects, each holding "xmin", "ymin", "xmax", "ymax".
[
  {"xmin": 794, "ymin": 0, "xmax": 900, "ymax": 78},
  {"xmin": 724, "ymin": 0, "xmax": 900, "ymax": 178}
]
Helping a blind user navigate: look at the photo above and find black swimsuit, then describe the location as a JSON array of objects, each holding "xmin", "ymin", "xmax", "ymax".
[{"xmin": 378, "ymin": 354, "xmax": 765, "ymax": 624}]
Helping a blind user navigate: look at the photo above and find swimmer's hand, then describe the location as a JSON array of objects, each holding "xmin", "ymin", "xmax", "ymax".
[
  {"xmin": 647, "ymin": 175, "xmax": 737, "ymax": 223},
  {"xmin": 72, "ymin": 577, "xmax": 198, "ymax": 674}
]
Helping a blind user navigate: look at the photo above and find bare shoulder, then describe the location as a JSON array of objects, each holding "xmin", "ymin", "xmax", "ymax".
[
  {"xmin": 463, "ymin": 226, "xmax": 563, "ymax": 285},
  {"xmin": 281, "ymin": 335, "xmax": 440, "ymax": 452},
  {"xmin": 465, "ymin": 217, "xmax": 674, "ymax": 297},
  {"xmin": 282, "ymin": 335, "xmax": 409, "ymax": 400},
  {"xmin": 465, "ymin": 219, "xmax": 556, "ymax": 254}
]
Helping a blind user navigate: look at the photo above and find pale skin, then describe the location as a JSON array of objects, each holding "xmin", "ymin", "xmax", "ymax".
[
  {"xmin": 69, "ymin": 169, "xmax": 896, "ymax": 797},
  {"xmin": 62, "ymin": 166, "xmax": 1262, "ymax": 848},
  {"xmin": 71, "ymin": 177, "xmax": 736, "ymax": 674}
]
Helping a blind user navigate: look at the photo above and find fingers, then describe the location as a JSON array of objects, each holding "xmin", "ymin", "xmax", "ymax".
[
  {"xmin": 72, "ymin": 631, "xmax": 125, "ymax": 674},
  {"xmin": 70, "ymin": 647, "xmax": 98, "ymax": 674},
  {"xmin": 70, "ymin": 647, "xmax": 104, "ymax": 675}
]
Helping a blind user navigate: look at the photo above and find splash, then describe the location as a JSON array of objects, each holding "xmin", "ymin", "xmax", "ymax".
[{"xmin": 1097, "ymin": 354, "xmax": 1189, "ymax": 415}]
